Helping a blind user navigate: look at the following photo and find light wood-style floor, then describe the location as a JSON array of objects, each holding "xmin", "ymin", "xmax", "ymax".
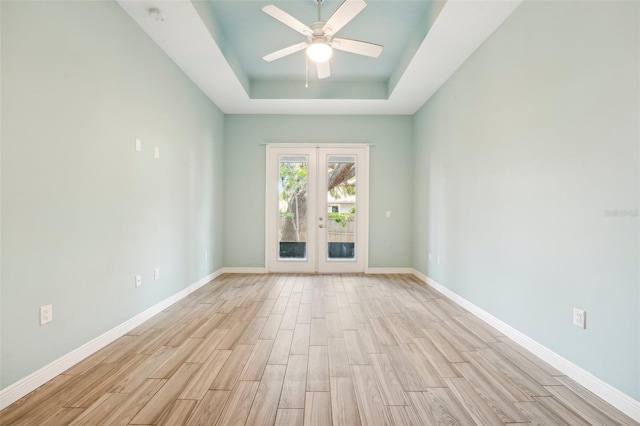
[{"xmin": 1, "ymin": 274, "xmax": 637, "ymax": 425}]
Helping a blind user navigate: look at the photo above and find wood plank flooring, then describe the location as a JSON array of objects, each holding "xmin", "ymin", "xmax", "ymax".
[{"xmin": 1, "ymin": 274, "xmax": 637, "ymax": 425}]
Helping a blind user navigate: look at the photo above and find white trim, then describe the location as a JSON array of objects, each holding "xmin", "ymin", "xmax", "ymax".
[
  {"xmin": 213, "ymin": 267, "xmax": 417, "ymax": 276},
  {"xmin": 365, "ymin": 267, "xmax": 414, "ymax": 275},
  {"xmin": 411, "ymin": 269, "xmax": 640, "ymax": 423},
  {"xmin": 362, "ymin": 146, "xmax": 370, "ymax": 273},
  {"xmin": 0, "ymin": 269, "xmax": 225, "ymax": 410},
  {"xmin": 411, "ymin": 269, "xmax": 429, "ymax": 283},
  {"xmin": 263, "ymin": 143, "xmax": 374, "ymax": 149},
  {"xmin": 220, "ymin": 267, "xmax": 267, "ymax": 274}
]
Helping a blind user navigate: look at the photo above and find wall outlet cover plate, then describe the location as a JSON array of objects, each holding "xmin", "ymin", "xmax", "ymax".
[{"xmin": 573, "ymin": 307, "xmax": 586, "ymax": 329}]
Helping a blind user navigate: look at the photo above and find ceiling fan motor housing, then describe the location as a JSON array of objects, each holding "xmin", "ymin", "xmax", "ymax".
[{"xmin": 309, "ymin": 22, "xmax": 328, "ymax": 38}]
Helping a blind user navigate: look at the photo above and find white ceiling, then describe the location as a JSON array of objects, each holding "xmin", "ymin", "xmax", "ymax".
[{"xmin": 118, "ymin": 0, "xmax": 522, "ymax": 115}]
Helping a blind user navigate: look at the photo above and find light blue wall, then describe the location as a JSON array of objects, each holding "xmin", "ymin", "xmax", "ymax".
[
  {"xmin": 223, "ymin": 115, "xmax": 413, "ymax": 268},
  {"xmin": 413, "ymin": 1, "xmax": 639, "ymax": 400},
  {"xmin": 1, "ymin": 1, "xmax": 225, "ymax": 388}
]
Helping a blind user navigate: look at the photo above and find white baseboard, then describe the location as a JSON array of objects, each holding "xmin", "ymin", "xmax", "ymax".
[
  {"xmin": 220, "ymin": 267, "xmax": 267, "ymax": 274},
  {"xmin": 219, "ymin": 267, "xmax": 415, "ymax": 275},
  {"xmin": 411, "ymin": 269, "xmax": 640, "ymax": 422},
  {"xmin": 365, "ymin": 267, "xmax": 415, "ymax": 274},
  {"xmin": 0, "ymin": 268, "xmax": 225, "ymax": 410}
]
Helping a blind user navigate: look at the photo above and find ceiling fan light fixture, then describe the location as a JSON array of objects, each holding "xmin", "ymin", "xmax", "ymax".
[{"xmin": 306, "ymin": 41, "xmax": 332, "ymax": 63}]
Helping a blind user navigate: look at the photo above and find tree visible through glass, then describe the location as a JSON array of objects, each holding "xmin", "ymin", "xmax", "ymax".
[{"xmin": 278, "ymin": 155, "xmax": 356, "ymax": 260}]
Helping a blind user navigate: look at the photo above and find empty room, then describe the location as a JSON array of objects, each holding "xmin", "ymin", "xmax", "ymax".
[{"xmin": 1, "ymin": 0, "xmax": 638, "ymax": 424}]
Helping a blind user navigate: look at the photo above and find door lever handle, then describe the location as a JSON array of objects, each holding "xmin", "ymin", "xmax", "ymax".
[{"xmin": 319, "ymin": 224, "xmax": 324, "ymax": 228}]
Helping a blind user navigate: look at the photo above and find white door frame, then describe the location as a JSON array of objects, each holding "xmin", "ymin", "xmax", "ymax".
[{"xmin": 265, "ymin": 143, "xmax": 369, "ymax": 273}]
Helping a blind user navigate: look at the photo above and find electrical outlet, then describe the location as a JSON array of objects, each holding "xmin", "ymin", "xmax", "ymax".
[
  {"xmin": 154, "ymin": 268, "xmax": 160, "ymax": 280},
  {"xmin": 154, "ymin": 147, "xmax": 160, "ymax": 159},
  {"xmin": 428, "ymin": 253, "xmax": 432, "ymax": 262},
  {"xmin": 204, "ymin": 251, "xmax": 208, "ymax": 260},
  {"xmin": 40, "ymin": 304, "xmax": 53, "ymax": 325},
  {"xmin": 437, "ymin": 256, "xmax": 441, "ymax": 265},
  {"xmin": 385, "ymin": 211, "xmax": 391, "ymax": 218},
  {"xmin": 573, "ymin": 307, "xmax": 586, "ymax": 329},
  {"xmin": 135, "ymin": 274, "xmax": 142, "ymax": 288},
  {"xmin": 135, "ymin": 138, "xmax": 142, "ymax": 152}
]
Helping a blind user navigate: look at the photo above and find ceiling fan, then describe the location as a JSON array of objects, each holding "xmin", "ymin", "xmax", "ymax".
[{"xmin": 262, "ymin": 0, "xmax": 383, "ymax": 80}]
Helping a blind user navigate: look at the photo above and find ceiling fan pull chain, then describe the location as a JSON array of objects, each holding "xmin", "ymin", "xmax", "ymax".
[{"xmin": 305, "ymin": 55, "xmax": 309, "ymax": 88}]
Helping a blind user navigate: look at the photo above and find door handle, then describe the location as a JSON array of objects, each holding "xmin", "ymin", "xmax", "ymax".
[{"xmin": 319, "ymin": 224, "xmax": 324, "ymax": 228}]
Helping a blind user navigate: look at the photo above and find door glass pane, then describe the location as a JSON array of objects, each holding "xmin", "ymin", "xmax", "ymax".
[
  {"xmin": 326, "ymin": 155, "xmax": 356, "ymax": 260},
  {"xmin": 279, "ymin": 155, "xmax": 308, "ymax": 259}
]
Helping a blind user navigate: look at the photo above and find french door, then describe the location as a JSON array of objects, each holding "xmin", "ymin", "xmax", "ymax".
[{"xmin": 266, "ymin": 144, "xmax": 369, "ymax": 273}]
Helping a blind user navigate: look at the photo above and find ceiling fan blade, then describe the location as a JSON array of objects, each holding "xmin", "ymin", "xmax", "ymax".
[
  {"xmin": 263, "ymin": 42, "xmax": 308, "ymax": 62},
  {"xmin": 322, "ymin": 0, "xmax": 366, "ymax": 36},
  {"xmin": 332, "ymin": 37, "xmax": 383, "ymax": 58},
  {"xmin": 262, "ymin": 5, "xmax": 313, "ymax": 36},
  {"xmin": 317, "ymin": 61, "xmax": 331, "ymax": 79}
]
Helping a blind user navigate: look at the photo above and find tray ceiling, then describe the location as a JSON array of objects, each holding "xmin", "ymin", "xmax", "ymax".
[{"xmin": 118, "ymin": 0, "xmax": 522, "ymax": 114}]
